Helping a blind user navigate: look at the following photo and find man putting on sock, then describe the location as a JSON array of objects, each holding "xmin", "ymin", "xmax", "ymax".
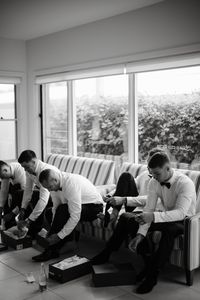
[
  {"xmin": 32, "ymin": 168, "xmax": 103, "ymax": 262},
  {"xmin": 91, "ymin": 151, "xmax": 196, "ymax": 294}
]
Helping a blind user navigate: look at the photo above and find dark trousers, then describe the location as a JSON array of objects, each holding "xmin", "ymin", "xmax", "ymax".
[
  {"xmin": 4, "ymin": 183, "xmax": 23, "ymax": 215},
  {"xmin": 106, "ymin": 212, "xmax": 184, "ymax": 275},
  {"xmin": 4, "ymin": 184, "xmax": 24, "ymax": 229},
  {"xmin": 25, "ymin": 190, "xmax": 53, "ymax": 238},
  {"xmin": 47, "ymin": 203, "xmax": 103, "ymax": 251},
  {"xmin": 105, "ymin": 172, "xmax": 138, "ymax": 215}
]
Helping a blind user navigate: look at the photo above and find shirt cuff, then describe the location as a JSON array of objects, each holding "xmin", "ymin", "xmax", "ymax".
[
  {"xmin": 137, "ymin": 226, "xmax": 148, "ymax": 237},
  {"xmin": 57, "ymin": 231, "xmax": 65, "ymax": 240}
]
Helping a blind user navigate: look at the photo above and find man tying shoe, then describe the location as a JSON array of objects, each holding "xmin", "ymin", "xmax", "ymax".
[
  {"xmin": 92, "ymin": 151, "xmax": 196, "ymax": 294},
  {"xmin": 32, "ymin": 168, "xmax": 103, "ymax": 262},
  {"xmin": 0, "ymin": 160, "xmax": 26, "ymax": 229},
  {"xmin": 98, "ymin": 148, "xmax": 165, "ymax": 227},
  {"xmin": 17, "ymin": 150, "xmax": 59, "ymax": 237}
]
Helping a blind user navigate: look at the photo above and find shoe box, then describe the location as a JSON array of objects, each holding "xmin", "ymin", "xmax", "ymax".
[
  {"xmin": 92, "ymin": 263, "xmax": 136, "ymax": 287},
  {"xmin": 1, "ymin": 230, "xmax": 32, "ymax": 250},
  {"xmin": 49, "ymin": 255, "xmax": 92, "ymax": 283}
]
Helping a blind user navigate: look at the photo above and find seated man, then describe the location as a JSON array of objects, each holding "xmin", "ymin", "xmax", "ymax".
[
  {"xmin": 32, "ymin": 168, "xmax": 104, "ymax": 262},
  {"xmin": 92, "ymin": 151, "xmax": 196, "ymax": 294},
  {"xmin": 0, "ymin": 161, "xmax": 26, "ymax": 229},
  {"xmin": 99, "ymin": 148, "xmax": 164, "ymax": 227},
  {"xmin": 17, "ymin": 150, "xmax": 59, "ymax": 237}
]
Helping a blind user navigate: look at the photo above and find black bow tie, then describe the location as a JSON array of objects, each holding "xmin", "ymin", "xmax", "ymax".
[
  {"xmin": 160, "ymin": 182, "xmax": 171, "ymax": 189},
  {"xmin": 58, "ymin": 187, "xmax": 62, "ymax": 191}
]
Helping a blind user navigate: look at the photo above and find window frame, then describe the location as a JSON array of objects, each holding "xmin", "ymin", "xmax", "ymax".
[
  {"xmin": 39, "ymin": 56, "xmax": 200, "ymax": 164},
  {"xmin": 0, "ymin": 83, "xmax": 18, "ymax": 161}
]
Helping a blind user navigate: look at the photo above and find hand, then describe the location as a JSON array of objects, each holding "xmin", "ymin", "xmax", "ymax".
[
  {"xmin": 18, "ymin": 208, "xmax": 26, "ymax": 221},
  {"xmin": 17, "ymin": 219, "xmax": 31, "ymax": 231},
  {"xmin": 134, "ymin": 212, "xmax": 154, "ymax": 225},
  {"xmin": 128, "ymin": 234, "xmax": 144, "ymax": 253},
  {"xmin": 103, "ymin": 196, "xmax": 112, "ymax": 203},
  {"xmin": 107, "ymin": 197, "xmax": 126, "ymax": 206},
  {"xmin": 47, "ymin": 234, "xmax": 61, "ymax": 246},
  {"xmin": 3, "ymin": 212, "xmax": 15, "ymax": 224},
  {"xmin": 97, "ymin": 212, "xmax": 105, "ymax": 220}
]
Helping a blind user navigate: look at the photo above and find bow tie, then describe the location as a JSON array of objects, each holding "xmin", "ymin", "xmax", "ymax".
[
  {"xmin": 58, "ymin": 187, "xmax": 62, "ymax": 191},
  {"xmin": 160, "ymin": 182, "xmax": 171, "ymax": 189}
]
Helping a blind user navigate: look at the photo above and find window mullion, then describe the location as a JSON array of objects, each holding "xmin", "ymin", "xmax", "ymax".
[
  {"xmin": 67, "ymin": 81, "xmax": 77, "ymax": 156},
  {"xmin": 128, "ymin": 73, "xmax": 138, "ymax": 163}
]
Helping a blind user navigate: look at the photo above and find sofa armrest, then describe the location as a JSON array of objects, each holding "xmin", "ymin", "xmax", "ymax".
[{"xmin": 183, "ymin": 213, "xmax": 200, "ymax": 270}]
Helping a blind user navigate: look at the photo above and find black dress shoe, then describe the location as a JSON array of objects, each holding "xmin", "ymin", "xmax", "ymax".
[
  {"xmin": 135, "ymin": 275, "xmax": 158, "ymax": 294},
  {"xmin": 32, "ymin": 249, "xmax": 59, "ymax": 262},
  {"xmin": 136, "ymin": 269, "xmax": 146, "ymax": 283},
  {"xmin": 91, "ymin": 249, "xmax": 111, "ymax": 265}
]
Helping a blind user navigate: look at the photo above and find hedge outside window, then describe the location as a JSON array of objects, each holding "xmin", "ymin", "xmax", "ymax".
[{"xmin": 137, "ymin": 66, "xmax": 200, "ymax": 166}]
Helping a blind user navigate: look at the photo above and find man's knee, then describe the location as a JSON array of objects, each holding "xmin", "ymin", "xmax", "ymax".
[
  {"xmin": 119, "ymin": 172, "xmax": 133, "ymax": 181},
  {"xmin": 55, "ymin": 204, "xmax": 69, "ymax": 217}
]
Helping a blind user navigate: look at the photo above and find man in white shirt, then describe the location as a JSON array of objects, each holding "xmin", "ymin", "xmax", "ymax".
[
  {"xmin": 99, "ymin": 148, "xmax": 164, "ymax": 227},
  {"xmin": 32, "ymin": 168, "xmax": 103, "ymax": 262},
  {"xmin": 0, "ymin": 161, "xmax": 26, "ymax": 228},
  {"xmin": 92, "ymin": 151, "xmax": 196, "ymax": 294},
  {"xmin": 17, "ymin": 150, "xmax": 59, "ymax": 237}
]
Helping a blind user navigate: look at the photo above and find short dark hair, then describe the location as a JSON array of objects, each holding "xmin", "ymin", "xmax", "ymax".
[
  {"xmin": 0, "ymin": 160, "xmax": 8, "ymax": 172},
  {"xmin": 18, "ymin": 150, "xmax": 37, "ymax": 164},
  {"xmin": 148, "ymin": 147, "xmax": 165, "ymax": 158},
  {"xmin": 148, "ymin": 152, "xmax": 170, "ymax": 169},
  {"xmin": 39, "ymin": 169, "xmax": 51, "ymax": 183}
]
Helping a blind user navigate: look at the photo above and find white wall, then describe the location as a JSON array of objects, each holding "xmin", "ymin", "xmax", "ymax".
[
  {"xmin": 0, "ymin": 37, "xmax": 28, "ymax": 157},
  {"xmin": 26, "ymin": 0, "xmax": 200, "ymax": 156}
]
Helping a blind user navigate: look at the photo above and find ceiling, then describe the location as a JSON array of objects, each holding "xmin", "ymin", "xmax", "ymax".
[{"xmin": 0, "ymin": 0, "xmax": 164, "ymax": 41}]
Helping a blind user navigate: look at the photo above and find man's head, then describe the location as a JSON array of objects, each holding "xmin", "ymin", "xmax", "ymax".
[
  {"xmin": 148, "ymin": 152, "xmax": 172, "ymax": 183},
  {"xmin": 39, "ymin": 169, "xmax": 60, "ymax": 191},
  {"xmin": 147, "ymin": 147, "xmax": 165, "ymax": 162},
  {"xmin": 0, "ymin": 161, "xmax": 12, "ymax": 179},
  {"xmin": 18, "ymin": 150, "xmax": 37, "ymax": 175}
]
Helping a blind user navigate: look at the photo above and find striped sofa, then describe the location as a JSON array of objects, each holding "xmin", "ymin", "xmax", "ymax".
[
  {"xmin": 45, "ymin": 154, "xmax": 200, "ymax": 286},
  {"xmin": 45, "ymin": 153, "xmax": 115, "ymax": 187}
]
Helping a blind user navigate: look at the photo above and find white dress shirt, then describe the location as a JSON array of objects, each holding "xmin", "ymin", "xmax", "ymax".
[
  {"xmin": 21, "ymin": 160, "xmax": 59, "ymax": 222},
  {"xmin": 137, "ymin": 170, "xmax": 196, "ymax": 237},
  {"xmin": 51, "ymin": 172, "xmax": 103, "ymax": 239},
  {"xmin": 0, "ymin": 162, "xmax": 26, "ymax": 208}
]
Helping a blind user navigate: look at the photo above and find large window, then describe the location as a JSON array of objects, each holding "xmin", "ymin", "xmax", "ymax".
[
  {"xmin": 74, "ymin": 75, "xmax": 128, "ymax": 159},
  {"xmin": 41, "ymin": 62, "xmax": 200, "ymax": 169},
  {"xmin": 137, "ymin": 66, "xmax": 200, "ymax": 165},
  {"xmin": 0, "ymin": 84, "xmax": 17, "ymax": 160},
  {"xmin": 42, "ymin": 82, "xmax": 68, "ymax": 154}
]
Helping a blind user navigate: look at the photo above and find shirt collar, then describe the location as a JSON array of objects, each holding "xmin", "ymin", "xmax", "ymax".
[{"xmin": 165, "ymin": 169, "xmax": 176, "ymax": 185}]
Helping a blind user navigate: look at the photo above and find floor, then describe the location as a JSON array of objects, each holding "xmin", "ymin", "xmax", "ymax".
[{"xmin": 0, "ymin": 236, "xmax": 200, "ymax": 300}]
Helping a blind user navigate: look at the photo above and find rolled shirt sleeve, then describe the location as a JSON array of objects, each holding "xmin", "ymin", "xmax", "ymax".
[
  {"xmin": 21, "ymin": 174, "xmax": 35, "ymax": 210},
  {"xmin": 57, "ymin": 183, "xmax": 82, "ymax": 240},
  {"xmin": 28, "ymin": 186, "xmax": 50, "ymax": 222},
  {"xmin": 126, "ymin": 195, "xmax": 147, "ymax": 207}
]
